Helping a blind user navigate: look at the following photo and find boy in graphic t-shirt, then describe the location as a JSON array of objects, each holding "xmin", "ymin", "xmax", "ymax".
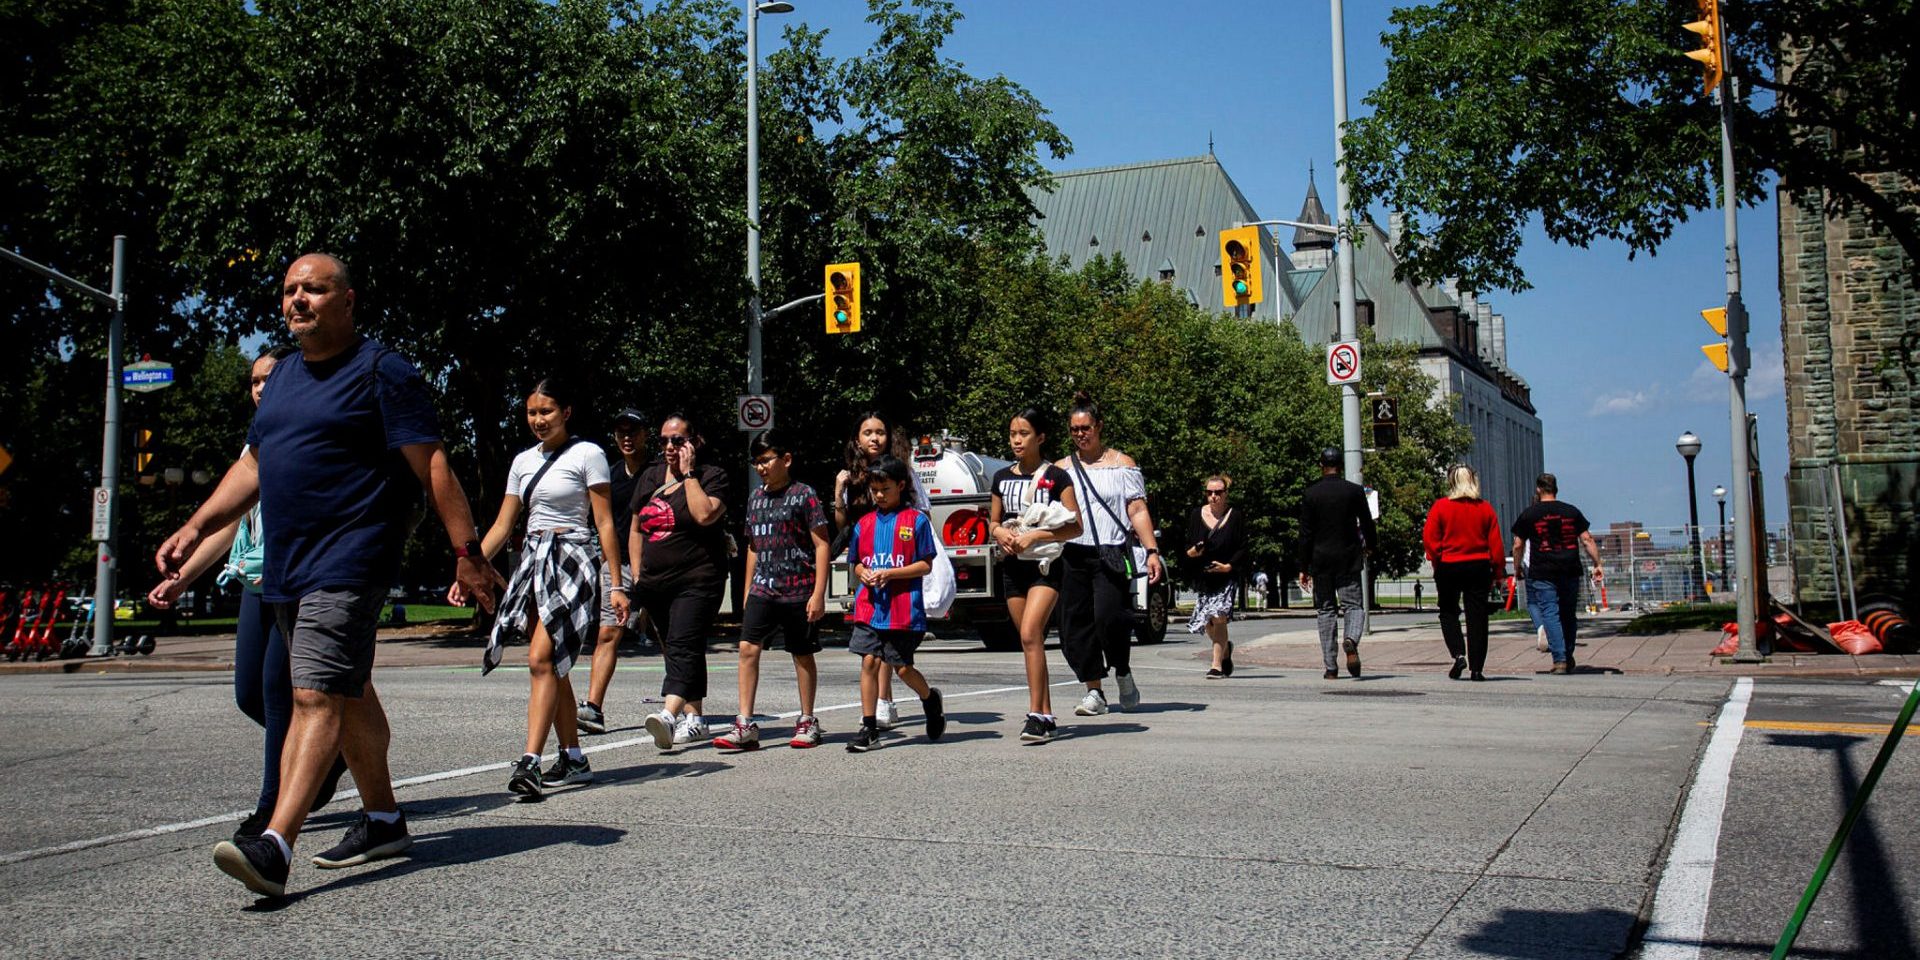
[
  {"xmin": 844, "ymin": 456, "xmax": 947, "ymax": 753},
  {"xmin": 717, "ymin": 431, "xmax": 832, "ymax": 751}
]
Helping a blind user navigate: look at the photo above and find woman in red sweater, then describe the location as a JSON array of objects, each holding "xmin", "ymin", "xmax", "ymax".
[{"xmin": 1423, "ymin": 465, "xmax": 1505, "ymax": 681}]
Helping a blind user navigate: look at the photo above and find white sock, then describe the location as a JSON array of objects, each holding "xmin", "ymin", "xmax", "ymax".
[
  {"xmin": 262, "ymin": 828, "xmax": 292, "ymax": 861},
  {"xmin": 366, "ymin": 810, "xmax": 401, "ymax": 825},
  {"xmin": 565, "ymin": 747, "xmax": 584, "ymax": 761}
]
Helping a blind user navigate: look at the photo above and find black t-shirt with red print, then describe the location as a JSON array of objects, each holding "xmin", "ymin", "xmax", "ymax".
[{"xmin": 630, "ymin": 462, "xmax": 732, "ymax": 591}]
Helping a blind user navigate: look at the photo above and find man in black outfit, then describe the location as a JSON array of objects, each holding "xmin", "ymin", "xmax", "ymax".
[{"xmin": 1297, "ymin": 448, "xmax": 1376, "ymax": 679}]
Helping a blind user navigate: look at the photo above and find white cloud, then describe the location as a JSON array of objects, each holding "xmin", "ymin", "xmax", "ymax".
[
  {"xmin": 1590, "ymin": 387, "xmax": 1660, "ymax": 416},
  {"xmin": 1687, "ymin": 343, "xmax": 1784, "ymax": 403}
]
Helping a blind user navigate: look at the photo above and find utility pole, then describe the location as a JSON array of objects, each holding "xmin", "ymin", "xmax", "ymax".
[{"xmin": 1329, "ymin": 0, "xmax": 1369, "ymax": 621}]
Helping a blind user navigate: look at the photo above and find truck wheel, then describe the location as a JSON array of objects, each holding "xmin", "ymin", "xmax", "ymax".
[
  {"xmin": 1134, "ymin": 583, "xmax": 1170, "ymax": 645},
  {"xmin": 975, "ymin": 617, "xmax": 1022, "ymax": 652}
]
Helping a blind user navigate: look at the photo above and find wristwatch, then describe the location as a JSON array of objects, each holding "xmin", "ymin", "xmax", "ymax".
[
  {"xmin": 1145, "ymin": 548, "xmax": 1160, "ymax": 556},
  {"xmin": 455, "ymin": 539, "xmax": 484, "ymax": 560}
]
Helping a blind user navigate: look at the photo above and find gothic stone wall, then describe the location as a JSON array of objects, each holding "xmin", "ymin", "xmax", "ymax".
[{"xmin": 1777, "ymin": 172, "xmax": 1920, "ymax": 607}]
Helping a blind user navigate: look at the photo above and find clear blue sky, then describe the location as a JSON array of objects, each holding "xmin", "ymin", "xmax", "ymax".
[{"xmin": 787, "ymin": 0, "xmax": 1787, "ymax": 533}]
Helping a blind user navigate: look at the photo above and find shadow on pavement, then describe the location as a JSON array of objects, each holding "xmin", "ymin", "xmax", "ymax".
[
  {"xmin": 1456, "ymin": 905, "xmax": 1638, "ymax": 958},
  {"xmin": 1058, "ymin": 722, "xmax": 1148, "ymax": 740},
  {"xmin": 1122, "ymin": 701, "xmax": 1207, "ymax": 714},
  {"xmin": 254, "ymin": 822, "xmax": 627, "ymax": 909}
]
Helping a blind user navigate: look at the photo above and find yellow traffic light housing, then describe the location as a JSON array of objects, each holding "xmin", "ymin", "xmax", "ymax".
[
  {"xmin": 1701, "ymin": 342, "xmax": 1730, "ymax": 372},
  {"xmin": 1682, "ymin": 0, "xmax": 1723, "ymax": 96},
  {"xmin": 133, "ymin": 426, "xmax": 154, "ymax": 474},
  {"xmin": 1218, "ymin": 226, "xmax": 1263, "ymax": 306},
  {"xmin": 1700, "ymin": 306, "xmax": 1727, "ymax": 336},
  {"xmin": 825, "ymin": 262, "xmax": 861, "ymax": 334}
]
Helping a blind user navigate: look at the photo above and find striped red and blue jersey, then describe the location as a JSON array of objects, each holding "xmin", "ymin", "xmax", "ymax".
[{"xmin": 849, "ymin": 507, "xmax": 937, "ymax": 632}]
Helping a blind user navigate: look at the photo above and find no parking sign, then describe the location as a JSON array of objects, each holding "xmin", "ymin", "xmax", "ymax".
[
  {"xmin": 736, "ymin": 394, "xmax": 773, "ymax": 432},
  {"xmin": 1326, "ymin": 340, "xmax": 1361, "ymax": 386}
]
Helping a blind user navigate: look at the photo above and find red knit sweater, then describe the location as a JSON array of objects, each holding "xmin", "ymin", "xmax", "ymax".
[{"xmin": 1423, "ymin": 497, "xmax": 1505, "ymax": 566}]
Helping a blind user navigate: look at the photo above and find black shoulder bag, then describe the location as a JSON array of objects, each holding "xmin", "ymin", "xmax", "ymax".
[{"xmin": 1068, "ymin": 454, "xmax": 1141, "ymax": 579}]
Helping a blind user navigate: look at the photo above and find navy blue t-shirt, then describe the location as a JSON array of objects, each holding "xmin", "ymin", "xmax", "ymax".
[{"xmin": 246, "ymin": 337, "xmax": 441, "ymax": 602}]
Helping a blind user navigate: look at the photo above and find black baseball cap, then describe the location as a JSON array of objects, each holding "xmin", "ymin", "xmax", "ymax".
[
  {"xmin": 1319, "ymin": 447, "xmax": 1343, "ymax": 468},
  {"xmin": 614, "ymin": 407, "xmax": 646, "ymax": 427}
]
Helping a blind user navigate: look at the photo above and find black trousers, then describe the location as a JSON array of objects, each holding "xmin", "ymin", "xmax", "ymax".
[
  {"xmin": 637, "ymin": 583, "xmax": 720, "ymax": 701},
  {"xmin": 1434, "ymin": 559, "xmax": 1493, "ymax": 672},
  {"xmin": 1058, "ymin": 544, "xmax": 1132, "ymax": 683}
]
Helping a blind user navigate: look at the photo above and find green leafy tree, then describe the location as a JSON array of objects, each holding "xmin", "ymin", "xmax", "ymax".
[{"xmin": 1343, "ymin": 0, "xmax": 1919, "ymax": 293}]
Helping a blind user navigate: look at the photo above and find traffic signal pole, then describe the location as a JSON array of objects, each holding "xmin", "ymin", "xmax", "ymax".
[
  {"xmin": 1330, "ymin": 0, "xmax": 1370, "ymax": 620},
  {"xmin": 0, "ymin": 238, "xmax": 124, "ymax": 657},
  {"xmin": 1708, "ymin": 61, "xmax": 1761, "ymax": 662},
  {"xmin": 744, "ymin": 0, "xmax": 766, "ymax": 397}
]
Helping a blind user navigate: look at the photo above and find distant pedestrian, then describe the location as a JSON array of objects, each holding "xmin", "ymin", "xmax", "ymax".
[
  {"xmin": 470, "ymin": 379, "xmax": 626, "ymax": 799},
  {"xmin": 1057, "ymin": 391, "xmax": 1166, "ymax": 714},
  {"xmin": 718, "ymin": 429, "xmax": 832, "ymax": 750},
  {"xmin": 161, "ymin": 252, "xmax": 502, "ymax": 898},
  {"xmin": 1512, "ymin": 473, "xmax": 1605, "ymax": 674},
  {"xmin": 1297, "ymin": 448, "xmax": 1376, "ymax": 679},
  {"xmin": 1185, "ymin": 474, "xmax": 1247, "ymax": 678},
  {"xmin": 843, "ymin": 456, "xmax": 947, "ymax": 753},
  {"xmin": 146, "ymin": 343, "xmax": 347, "ymax": 841},
  {"xmin": 988, "ymin": 407, "xmax": 1082, "ymax": 742},
  {"xmin": 833, "ymin": 411, "xmax": 923, "ymax": 730},
  {"xmin": 632, "ymin": 412, "xmax": 732, "ymax": 752},
  {"xmin": 576, "ymin": 407, "xmax": 650, "ymax": 735},
  {"xmin": 1423, "ymin": 464, "xmax": 1505, "ymax": 681}
]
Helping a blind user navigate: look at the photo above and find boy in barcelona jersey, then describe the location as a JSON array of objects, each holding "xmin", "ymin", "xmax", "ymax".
[{"xmin": 843, "ymin": 456, "xmax": 947, "ymax": 753}]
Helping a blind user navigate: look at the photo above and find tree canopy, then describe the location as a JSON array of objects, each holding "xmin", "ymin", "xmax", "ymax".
[{"xmin": 1344, "ymin": 0, "xmax": 1919, "ymax": 293}]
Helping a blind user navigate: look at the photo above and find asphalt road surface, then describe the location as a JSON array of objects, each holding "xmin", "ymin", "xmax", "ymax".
[{"xmin": 1, "ymin": 631, "xmax": 1914, "ymax": 958}]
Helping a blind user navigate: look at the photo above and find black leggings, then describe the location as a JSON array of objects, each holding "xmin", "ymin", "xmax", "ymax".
[
  {"xmin": 233, "ymin": 589, "xmax": 291, "ymax": 810},
  {"xmin": 1434, "ymin": 559, "xmax": 1493, "ymax": 672},
  {"xmin": 637, "ymin": 584, "xmax": 720, "ymax": 701},
  {"xmin": 1058, "ymin": 544, "xmax": 1132, "ymax": 683}
]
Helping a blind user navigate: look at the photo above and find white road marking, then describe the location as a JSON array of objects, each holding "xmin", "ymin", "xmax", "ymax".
[
  {"xmin": 1639, "ymin": 677, "xmax": 1753, "ymax": 960},
  {"xmin": 0, "ymin": 679, "xmax": 1081, "ymax": 868}
]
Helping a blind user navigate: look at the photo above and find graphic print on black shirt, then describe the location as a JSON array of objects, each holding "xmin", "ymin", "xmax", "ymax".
[
  {"xmin": 991, "ymin": 463, "xmax": 1074, "ymax": 515},
  {"xmin": 747, "ymin": 481, "xmax": 828, "ymax": 603},
  {"xmin": 630, "ymin": 462, "xmax": 732, "ymax": 590},
  {"xmin": 1512, "ymin": 501, "xmax": 1590, "ymax": 580}
]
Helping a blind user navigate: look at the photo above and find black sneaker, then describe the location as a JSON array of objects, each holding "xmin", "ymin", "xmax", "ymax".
[
  {"xmin": 922, "ymin": 688, "xmax": 947, "ymax": 742},
  {"xmin": 577, "ymin": 701, "xmax": 608, "ymax": 735},
  {"xmin": 508, "ymin": 756, "xmax": 545, "ymax": 800},
  {"xmin": 214, "ymin": 834, "xmax": 289, "ymax": 897},
  {"xmin": 1020, "ymin": 714, "xmax": 1053, "ymax": 743},
  {"xmin": 846, "ymin": 724, "xmax": 882, "ymax": 753},
  {"xmin": 312, "ymin": 756, "xmax": 349, "ymax": 811},
  {"xmin": 233, "ymin": 805, "xmax": 272, "ymax": 843},
  {"xmin": 310, "ymin": 811, "xmax": 413, "ymax": 868},
  {"xmin": 541, "ymin": 751, "xmax": 593, "ymax": 787}
]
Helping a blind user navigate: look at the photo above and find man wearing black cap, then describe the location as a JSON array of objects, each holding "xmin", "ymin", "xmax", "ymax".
[
  {"xmin": 1296, "ymin": 447, "xmax": 1376, "ymax": 678},
  {"xmin": 578, "ymin": 407, "xmax": 649, "ymax": 733}
]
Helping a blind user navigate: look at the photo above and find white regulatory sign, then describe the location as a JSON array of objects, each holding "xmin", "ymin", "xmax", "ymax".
[
  {"xmin": 736, "ymin": 394, "xmax": 774, "ymax": 432},
  {"xmin": 1326, "ymin": 340, "xmax": 1362, "ymax": 386},
  {"xmin": 91, "ymin": 486, "xmax": 112, "ymax": 541}
]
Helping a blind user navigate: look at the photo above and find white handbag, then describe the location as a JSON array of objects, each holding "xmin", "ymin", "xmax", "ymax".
[{"xmin": 923, "ymin": 537, "xmax": 957, "ymax": 620}]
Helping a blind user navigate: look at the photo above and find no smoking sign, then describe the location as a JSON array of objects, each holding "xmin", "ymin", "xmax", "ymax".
[
  {"xmin": 736, "ymin": 394, "xmax": 774, "ymax": 432},
  {"xmin": 1326, "ymin": 340, "xmax": 1362, "ymax": 386}
]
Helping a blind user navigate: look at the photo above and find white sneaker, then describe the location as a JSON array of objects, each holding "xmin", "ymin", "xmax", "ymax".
[
  {"xmin": 876, "ymin": 699, "xmax": 899, "ymax": 730},
  {"xmin": 1115, "ymin": 673, "xmax": 1140, "ymax": 711},
  {"xmin": 644, "ymin": 709, "xmax": 676, "ymax": 750},
  {"xmin": 1536, "ymin": 626, "xmax": 1550, "ymax": 653},
  {"xmin": 1074, "ymin": 689, "xmax": 1108, "ymax": 716},
  {"xmin": 673, "ymin": 714, "xmax": 710, "ymax": 744}
]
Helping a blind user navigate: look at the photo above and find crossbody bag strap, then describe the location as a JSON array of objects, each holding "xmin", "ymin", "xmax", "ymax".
[
  {"xmin": 519, "ymin": 437, "xmax": 582, "ymax": 526},
  {"xmin": 1070, "ymin": 453, "xmax": 1131, "ymax": 537}
]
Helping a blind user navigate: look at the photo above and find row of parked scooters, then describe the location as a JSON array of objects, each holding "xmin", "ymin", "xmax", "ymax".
[{"xmin": 0, "ymin": 583, "xmax": 156, "ymax": 661}]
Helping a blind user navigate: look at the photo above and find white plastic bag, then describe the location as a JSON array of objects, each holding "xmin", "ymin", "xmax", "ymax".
[{"xmin": 923, "ymin": 538, "xmax": 957, "ymax": 620}]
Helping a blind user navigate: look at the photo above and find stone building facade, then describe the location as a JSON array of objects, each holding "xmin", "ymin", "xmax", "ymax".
[{"xmin": 1777, "ymin": 169, "xmax": 1919, "ymax": 607}]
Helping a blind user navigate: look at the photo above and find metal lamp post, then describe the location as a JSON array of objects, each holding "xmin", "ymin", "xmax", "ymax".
[
  {"xmin": 744, "ymin": 0, "xmax": 794, "ymax": 398},
  {"xmin": 1713, "ymin": 484, "xmax": 1728, "ymax": 596},
  {"xmin": 1676, "ymin": 431, "xmax": 1706, "ymax": 603}
]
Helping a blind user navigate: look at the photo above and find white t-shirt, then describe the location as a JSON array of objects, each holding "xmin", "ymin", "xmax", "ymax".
[
  {"xmin": 1065, "ymin": 462, "xmax": 1147, "ymax": 547},
  {"xmin": 506, "ymin": 439, "xmax": 611, "ymax": 533}
]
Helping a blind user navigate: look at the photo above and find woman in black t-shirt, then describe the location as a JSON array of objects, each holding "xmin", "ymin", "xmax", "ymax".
[
  {"xmin": 987, "ymin": 407, "xmax": 1082, "ymax": 743},
  {"xmin": 629, "ymin": 412, "xmax": 732, "ymax": 752},
  {"xmin": 1184, "ymin": 474, "xmax": 1248, "ymax": 679}
]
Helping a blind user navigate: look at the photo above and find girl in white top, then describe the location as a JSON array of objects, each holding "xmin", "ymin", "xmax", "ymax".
[
  {"xmin": 461, "ymin": 379, "xmax": 627, "ymax": 800},
  {"xmin": 1055, "ymin": 392, "xmax": 1165, "ymax": 715}
]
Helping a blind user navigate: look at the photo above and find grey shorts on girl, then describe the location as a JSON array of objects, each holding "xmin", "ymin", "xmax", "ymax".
[
  {"xmin": 598, "ymin": 563, "xmax": 641, "ymax": 630},
  {"xmin": 849, "ymin": 623, "xmax": 922, "ymax": 666}
]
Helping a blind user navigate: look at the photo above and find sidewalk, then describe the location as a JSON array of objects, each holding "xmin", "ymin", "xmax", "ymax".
[
  {"xmin": 6, "ymin": 610, "xmax": 1918, "ymax": 678},
  {"xmin": 1210, "ymin": 609, "xmax": 1920, "ymax": 679}
]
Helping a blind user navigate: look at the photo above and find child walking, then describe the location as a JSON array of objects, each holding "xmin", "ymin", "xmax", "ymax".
[
  {"xmin": 844, "ymin": 456, "xmax": 947, "ymax": 753},
  {"xmin": 717, "ymin": 430, "xmax": 832, "ymax": 750}
]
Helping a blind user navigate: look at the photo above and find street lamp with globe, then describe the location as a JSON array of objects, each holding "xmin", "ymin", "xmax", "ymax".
[
  {"xmin": 1713, "ymin": 484, "xmax": 1728, "ymax": 595},
  {"xmin": 1675, "ymin": 431, "xmax": 1706, "ymax": 602}
]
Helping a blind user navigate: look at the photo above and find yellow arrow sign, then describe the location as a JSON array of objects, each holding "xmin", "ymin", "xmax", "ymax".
[
  {"xmin": 1702, "ymin": 342, "xmax": 1729, "ymax": 372},
  {"xmin": 1701, "ymin": 306, "xmax": 1728, "ymax": 337}
]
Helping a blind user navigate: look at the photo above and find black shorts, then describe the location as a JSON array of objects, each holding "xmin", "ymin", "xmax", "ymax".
[
  {"xmin": 740, "ymin": 595, "xmax": 823, "ymax": 656},
  {"xmin": 849, "ymin": 623, "xmax": 922, "ymax": 666},
  {"xmin": 999, "ymin": 558, "xmax": 1061, "ymax": 597}
]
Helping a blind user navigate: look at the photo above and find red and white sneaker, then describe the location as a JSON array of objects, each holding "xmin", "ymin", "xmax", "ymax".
[
  {"xmin": 714, "ymin": 718, "xmax": 760, "ymax": 751},
  {"xmin": 789, "ymin": 715, "xmax": 823, "ymax": 748}
]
